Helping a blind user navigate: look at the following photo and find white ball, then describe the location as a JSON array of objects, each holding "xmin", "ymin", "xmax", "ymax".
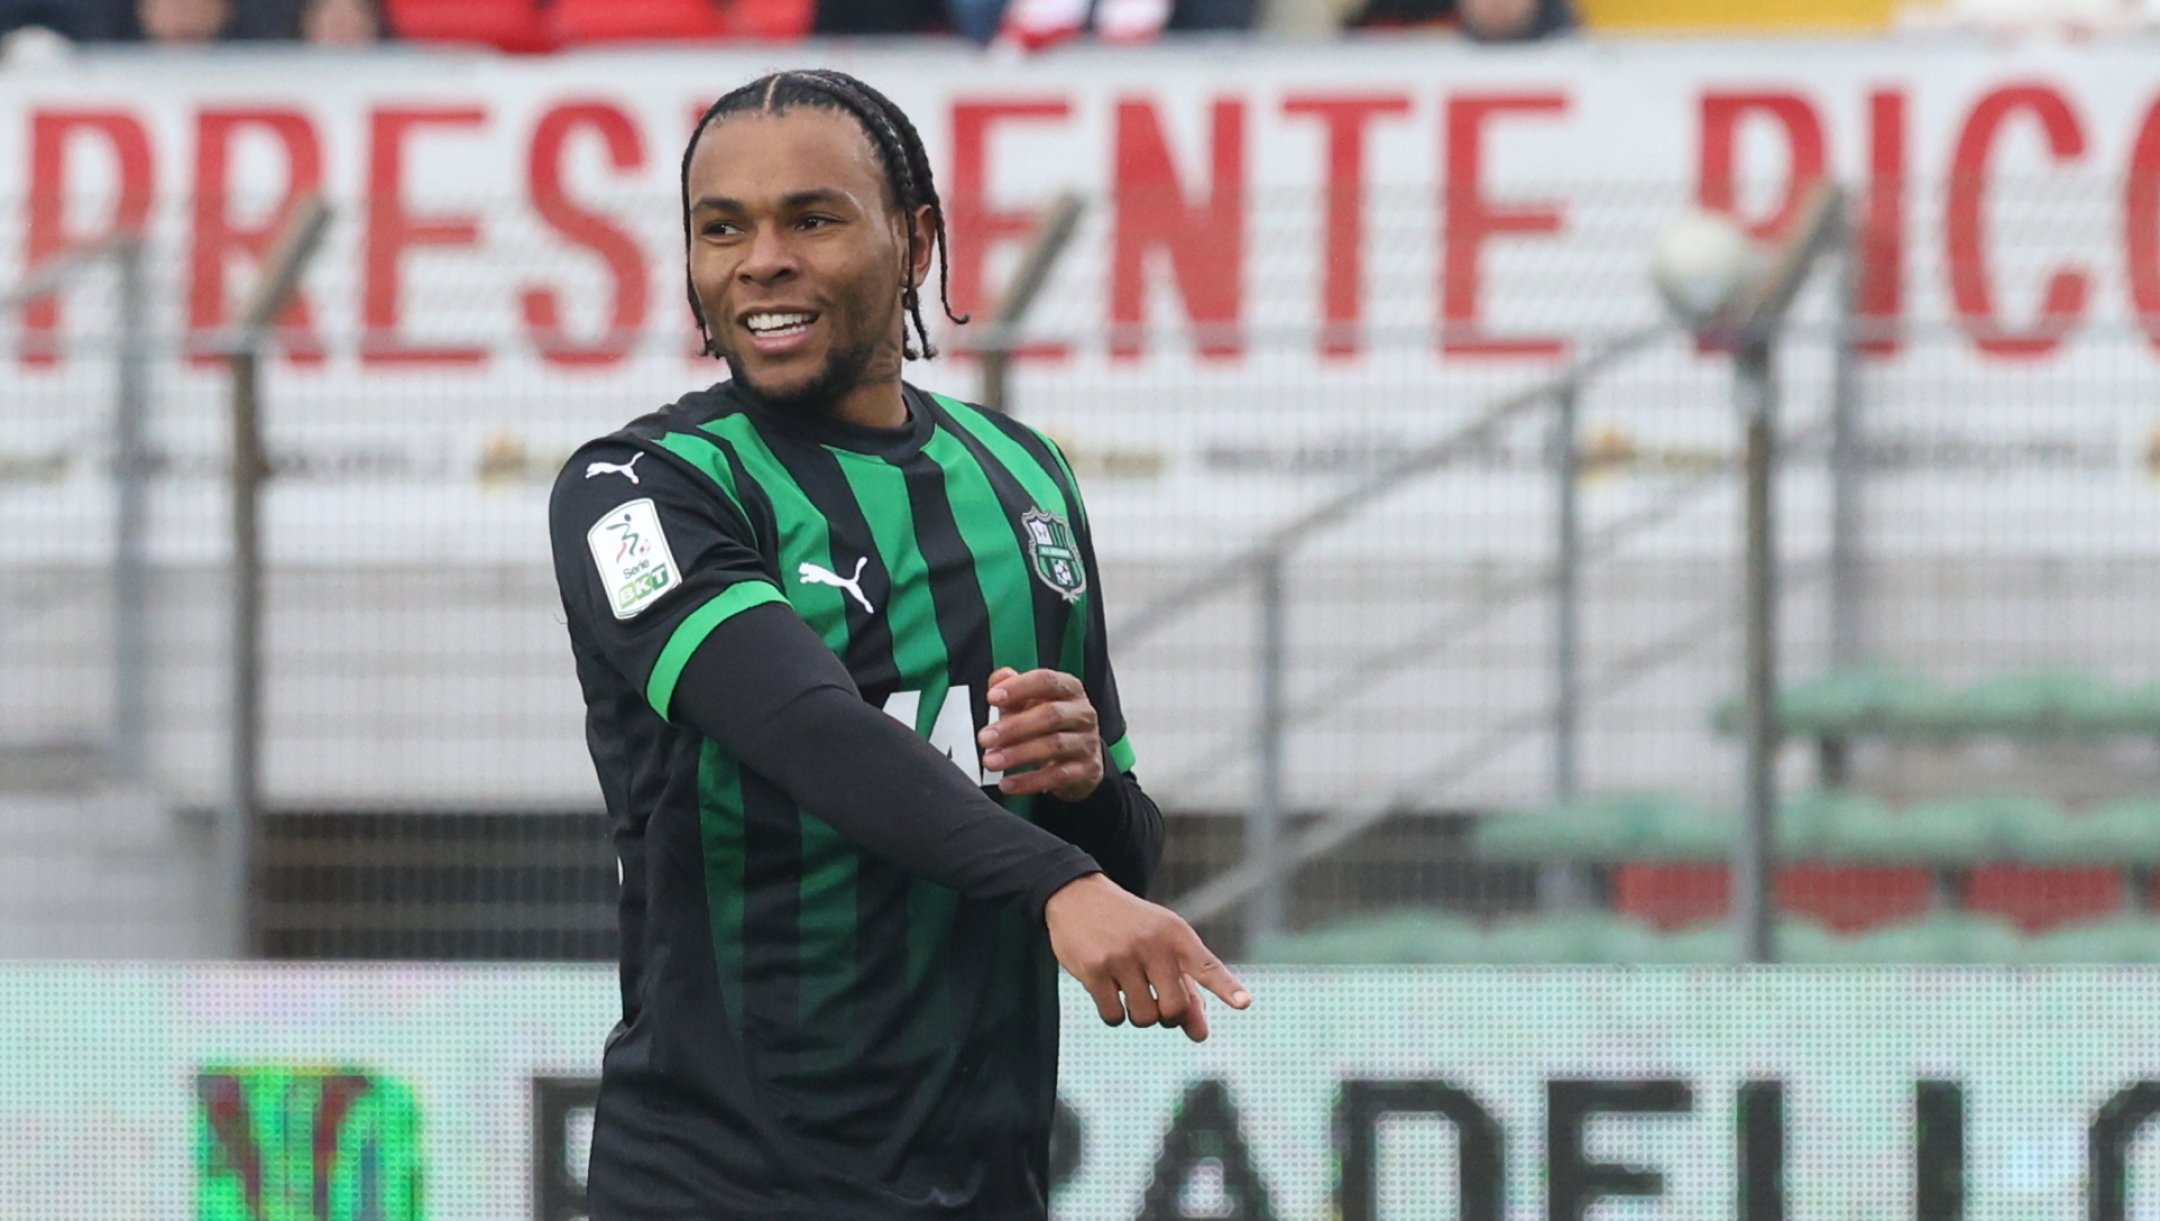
[
  {"xmin": 0, "ymin": 25, "xmax": 74, "ymax": 67},
  {"xmin": 1650, "ymin": 211, "xmax": 1765, "ymax": 329}
]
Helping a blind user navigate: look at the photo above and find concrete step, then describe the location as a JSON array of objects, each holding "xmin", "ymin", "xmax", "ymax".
[
  {"xmin": 0, "ymin": 787, "xmax": 217, "ymax": 958},
  {"xmin": 0, "ymin": 739, "xmax": 110, "ymax": 795}
]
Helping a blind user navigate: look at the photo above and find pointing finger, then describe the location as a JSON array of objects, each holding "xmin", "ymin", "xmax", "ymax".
[{"xmin": 1180, "ymin": 945, "xmax": 1251, "ymax": 1011}]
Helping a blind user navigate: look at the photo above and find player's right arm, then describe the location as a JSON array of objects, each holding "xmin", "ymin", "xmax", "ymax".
[
  {"xmin": 548, "ymin": 438, "xmax": 1244, "ymax": 1037},
  {"xmin": 551, "ymin": 439, "xmax": 1095, "ymax": 914},
  {"xmin": 551, "ymin": 440, "xmax": 1245, "ymax": 1038}
]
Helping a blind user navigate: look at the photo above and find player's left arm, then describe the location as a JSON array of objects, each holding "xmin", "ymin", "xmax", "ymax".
[{"xmin": 977, "ymin": 461, "xmax": 1163, "ymax": 897}]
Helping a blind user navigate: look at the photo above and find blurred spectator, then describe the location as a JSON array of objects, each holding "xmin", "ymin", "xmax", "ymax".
[
  {"xmin": 1348, "ymin": 0, "xmax": 1571, "ymax": 37},
  {"xmin": 1000, "ymin": 0, "xmax": 1248, "ymax": 47},
  {"xmin": 945, "ymin": 0, "xmax": 1003, "ymax": 39},
  {"xmin": 1458, "ymin": 0, "xmax": 1570, "ymax": 38},
  {"xmin": 0, "ymin": 0, "xmax": 71, "ymax": 37},
  {"xmin": 300, "ymin": 0, "xmax": 378, "ymax": 41},
  {"xmin": 1167, "ymin": 0, "xmax": 1252, "ymax": 29},
  {"xmin": 0, "ymin": 0, "xmax": 130, "ymax": 38},
  {"xmin": 812, "ymin": 0, "xmax": 945, "ymax": 34},
  {"xmin": 7, "ymin": 0, "xmax": 303, "ymax": 41},
  {"xmin": 137, "ymin": 0, "xmax": 230, "ymax": 39}
]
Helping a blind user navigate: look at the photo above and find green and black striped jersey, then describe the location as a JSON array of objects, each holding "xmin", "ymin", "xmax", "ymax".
[{"xmin": 549, "ymin": 381, "xmax": 1149, "ymax": 1220}]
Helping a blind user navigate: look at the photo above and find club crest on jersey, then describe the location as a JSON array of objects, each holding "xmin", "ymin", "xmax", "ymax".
[{"xmin": 1021, "ymin": 509, "xmax": 1085, "ymax": 603}]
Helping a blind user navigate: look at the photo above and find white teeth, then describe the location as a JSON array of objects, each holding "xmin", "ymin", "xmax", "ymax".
[{"xmin": 745, "ymin": 312, "xmax": 813, "ymax": 335}]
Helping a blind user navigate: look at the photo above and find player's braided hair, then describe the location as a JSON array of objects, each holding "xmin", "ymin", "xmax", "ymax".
[{"xmin": 681, "ymin": 69, "xmax": 966, "ymax": 361}]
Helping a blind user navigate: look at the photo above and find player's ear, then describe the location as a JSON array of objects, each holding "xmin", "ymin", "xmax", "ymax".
[{"xmin": 904, "ymin": 204, "xmax": 935, "ymax": 291}]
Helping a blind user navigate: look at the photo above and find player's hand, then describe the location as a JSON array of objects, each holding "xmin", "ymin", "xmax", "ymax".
[
  {"xmin": 1044, "ymin": 873, "xmax": 1251, "ymax": 1043},
  {"xmin": 980, "ymin": 666, "xmax": 1103, "ymax": 801}
]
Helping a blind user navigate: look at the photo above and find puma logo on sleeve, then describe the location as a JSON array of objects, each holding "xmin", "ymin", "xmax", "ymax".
[
  {"xmin": 585, "ymin": 454, "xmax": 644, "ymax": 484},
  {"xmin": 798, "ymin": 556, "xmax": 874, "ymax": 615}
]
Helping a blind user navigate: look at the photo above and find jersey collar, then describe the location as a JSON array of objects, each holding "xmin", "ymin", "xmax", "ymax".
[{"xmin": 717, "ymin": 378, "xmax": 935, "ymax": 462}]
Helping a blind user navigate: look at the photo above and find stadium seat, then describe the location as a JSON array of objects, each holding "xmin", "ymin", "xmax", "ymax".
[
  {"xmin": 1483, "ymin": 913, "xmax": 1654, "ymax": 964},
  {"xmin": 1773, "ymin": 918, "xmax": 1853, "ymax": 964},
  {"xmin": 1822, "ymin": 793, "xmax": 2039, "ymax": 864},
  {"xmin": 1471, "ymin": 792, "xmax": 1695, "ymax": 861},
  {"xmin": 1944, "ymin": 670, "xmax": 2123, "ymax": 738},
  {"xmin": 1612, "ymin": 862, "xmax": 1727, "ymax": 930},
  {"xmin": 1246, "ymin": 911, "xmax": 1489, "ymax": 965},
  {"xmin": 1775, "ymin": 864, "xmax": 1934, "ymax": 933},
  {"xmin": 1715, "ymin": 669, "xmax": 2160, "ymax": 742},
  {"xmin": 1632, "ymin": 921, "xmax": 1740, "ymax": 964},
  {"xmin": 2008, "ymin": 796, "xmax": 2160, "ymax": 865},
  {"xmin": 1778, "ymin": 788, "xmax": 1890, "ymax": 857},
  {"xmin": 2028, "ymin": 916, "xmax": 2160, "ymax": 964},
  {"xmin": 552, "ymin": 0, "xmax": 722, "ymax": 40},
  {"xmin": 2120, "ymin": 682, "xmax": 2160, "ymax": 735},
  {"xmin": 1711, "ymin": 667, "xmax": 1940, "ymax": 738},
  {"xmin": 1790, "ymin": 913, "xmax": 2027, "ymax": 965},
  {"xmin": 1635, "ymin": 800, "xmax": 1732, "ymax": 860},
  {"xmin": 1613, "ymin": 791, "xmax": 1929, "ymax": 931},
  {"xmin": 727, "ymin": 0, "xmax": 818, "ymax": 37},
  {"xmin": 383, "ymin": 0, "xmax": 555, "ymax": 49},
  {"xmin": 549, "ymin": 0, "xmax": 813, "ymax": 41},
  {"xmin": 1246, "ymin": 910, "xmax": 1667, "ymax": 965},
  {"xmin": 1963, "ymin": 864, "xmax": 2125, "ymax": 932},
  {"xmin": 1243, "ymin": 907, "xmax": 2160, "ymax": 965},
  {"xmin": 1784, "ymin": 666, "xmax": 1944, "ymax": 737}
]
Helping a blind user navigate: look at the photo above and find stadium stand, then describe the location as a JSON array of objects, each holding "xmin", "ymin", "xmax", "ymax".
[
  {"xmin": 549, "ymin": 0, "xmax": 813, "ymax": 42},
  {"xmin": 380, "ymin": 0, "xmax": 554, "ymax": 49},
  {"xmin": 549, "ymin": 0, "xmax": 729, "ymax": 40},
  {"xmin": 1249, "ymin": 908, "xmax": 2160, "ymax": 966},
  {"xmin": 1477, "ymin": 791, "xmax": 2160, "ymax": 928},
  {"xmin": 1445, "ymin": 670, "xmax": 2160, "ymax": 950},
  {"xmin": 1713, "ymin": 667, "xmax": 2160, "ymax": 743}
]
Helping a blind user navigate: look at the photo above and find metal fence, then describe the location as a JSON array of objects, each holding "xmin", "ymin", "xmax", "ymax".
[{"xmin": 4, "ymin": 177, "xmax": 2158, "ymax": 962}]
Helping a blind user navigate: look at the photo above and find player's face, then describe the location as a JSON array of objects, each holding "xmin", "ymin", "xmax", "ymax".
[{"xmin": 685, "ymin": 108, "xmax": 930, "ymax": 415}]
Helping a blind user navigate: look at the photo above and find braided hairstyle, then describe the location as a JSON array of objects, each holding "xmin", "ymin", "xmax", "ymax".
[{"xmin": 681, "ymin": 69, "xmax": 966, "ymax": 361}]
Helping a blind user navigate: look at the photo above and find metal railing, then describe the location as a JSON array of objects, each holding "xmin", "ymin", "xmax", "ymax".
[
  {"xmin": 1125, "ymin": 323, "xmax": 1669, "ymax": 940},
  {"xmin": 0, "ymin": 231, "xmax": 151, "ymax": 787},
  {"xmin": 1152, "ymin": 187, "xmax": 1855, "ymax": 957}
]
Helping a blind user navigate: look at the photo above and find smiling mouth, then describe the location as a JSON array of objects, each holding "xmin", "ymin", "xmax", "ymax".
[{"xmin": 744, "ymin": 311, "xmax": 816, "ymax": 338}]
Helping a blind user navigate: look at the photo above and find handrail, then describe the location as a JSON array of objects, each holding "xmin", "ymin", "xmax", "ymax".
[
  {"xmin": 974, "ymin": 191, "xmax": 1086, "ymax": 415},
  {"xmin": 1111, "ymin": 321, "xmax": 1673, "ymax": 649},
  {"xmin": 1162, "ymin": 186, "xmax": 1854, "ymax": 936},
  {"xmin": 195, "ymin": 195, "xmax": 333, "ymax": 357},
  {"xmin": 1148, "ymin": 427, "xmax": 1759, "ymax": 796},
  {"xmin": 224, "ymin": 193, "xmax": 334, "ymax": 958},
  {"xmin": 1104, "ymin": 317, "xmax": 1671, "ymax": 938},
  {"xmin": 1170, "ymin": 555, "xmax": 1835, "ymax": 926},
  {"xmin": 0, "ymin": 230, "xmax": 153, "ymax": 783},
  {"xmin": 0, "ymin": 231, "xmax": 135, "ymax": 313}
]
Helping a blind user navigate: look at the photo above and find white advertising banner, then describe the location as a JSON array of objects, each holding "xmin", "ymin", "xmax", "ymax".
[
  {"xmin": 9, "ymin": 964, "xmax": 2160, "ymax": 1219},
  {"xmin": 2, "ymin": 39, "xmax": 2158, "ymax": 563}
]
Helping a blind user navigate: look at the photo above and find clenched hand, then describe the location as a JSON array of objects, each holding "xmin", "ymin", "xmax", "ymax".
[{"xmin": 980, "ymin": 666, "xmax": 1103, "ymax": 801}]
